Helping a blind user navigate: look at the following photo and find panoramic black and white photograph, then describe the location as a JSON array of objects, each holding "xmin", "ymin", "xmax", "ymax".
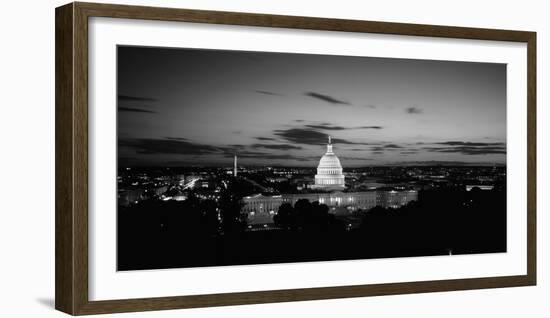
[{"xmin": 117, "ymin": 46, "xmax": 507, "ymax": 271}]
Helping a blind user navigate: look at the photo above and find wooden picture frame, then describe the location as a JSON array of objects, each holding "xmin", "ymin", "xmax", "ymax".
[{"xmin": 55, "ymin": 2, "xmax": 536, "ymax": 315}]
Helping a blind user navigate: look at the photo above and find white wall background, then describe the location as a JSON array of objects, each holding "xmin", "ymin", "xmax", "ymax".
[{"xmin": 0, "ymin": 0, "xmax": 547, "ymax": 317}]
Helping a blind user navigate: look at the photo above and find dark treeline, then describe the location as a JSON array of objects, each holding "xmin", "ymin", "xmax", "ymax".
[
  {"xmin": 118, "ymin": 184, "xmax": 506, "ymax": 270},
  {"xmin": 356, "ymin": 188, "xmax": 506, "ymax": 258}
]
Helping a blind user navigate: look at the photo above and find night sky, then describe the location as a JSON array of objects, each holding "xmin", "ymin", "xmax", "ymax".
[{"xmin": 117, "ymin": 46, "xmax": 506, "ymax": 167}]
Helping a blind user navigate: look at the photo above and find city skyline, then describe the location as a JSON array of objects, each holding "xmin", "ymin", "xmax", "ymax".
[{"xmin": 118, "ymin": 46, "xmax": 506, "ymax": 167}]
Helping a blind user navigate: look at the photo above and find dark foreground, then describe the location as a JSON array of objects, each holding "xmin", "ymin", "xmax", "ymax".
[{"xmin": 118, "ymin": 188, "xmax": 506, "ymax": 271}]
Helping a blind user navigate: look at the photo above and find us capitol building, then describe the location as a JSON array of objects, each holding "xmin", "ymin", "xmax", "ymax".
[
  {"xmin": 242, "ymin": 137, "xmax": 418, "ymax": 225},
  {"xmin": 311, "ymin": 136, "xmax": 346, "ymax": 190}
]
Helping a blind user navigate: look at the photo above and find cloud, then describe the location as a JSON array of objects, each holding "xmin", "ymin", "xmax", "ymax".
[
  {"xmin": 388, "ymin": 161, "xmax": 505, "ymax": 166},
  {"xmin": 427, "ymin": 147, "xmax": 506, "ymax": 155},
  {"xmin": 370, "ymin": 144, "xmax": 403, "ymax": 152},
  {"xmin": 120, "ymin": 137, "xmax": 309, "ymax": 163},
  {"xmin": 406, "ymin": 107, "xmax": 423, "ymax": 114},
  {"xmin": 295, "ymin": 120, "xmax": 384, "ymax": 130},
  {"xmin": 232, "ymin": 150, "xmax": 267, "ymax": 156},
  {"xmin": 274, "ymin": 128, "xmax": 329, "ymax": 145},
  {"xmin": 417, "ymin": 140, "xmax": 506, "ymax": 155},
  {"xmin": 118, "ymin": 94, "xmax": 158, "ymax": 113},
  {"xmin": 255, "ymin": 137, "xmax": 277, "ymax": 141},
  {"xmin": 304, "ymin": 123, "xmax": 383, "ymax": 131},
  {"xmin": 383, "ymin": 144, "xmax": 403, "ymax": 149},
  {"xmin": 294, "ymin": 119, "xmax": 305, "ymax": 123},
  {"xmin": 119, "ymin": 138, "xmax": 223, "ymax": 155},
  {"xmin": 251, "ymin": 144, "xmax": 302, "ymax": 150},
  {"xmin": 435, "ymin": 141, "xmax": 505, "ymax": 147},
  {"xmin": 384, "ymin": 140, "xmax": 508, "ymax": 157},
  {"xmin": 118, "ymin": 107, "xmax": 157, "ymax": 114},
  {"xmin": 273, "ymin": 128, "xmax": 374, "ymax": 146},
  {"xmin": 305, "ymin": 124, "xmax": 347, "ymax": 131},
  {"xmin": 364, "ymin": 104, "xmax": 377, "ymax": 109},
  {"xmin": 332, "ymin": 138, "xmax": 374, "ymax": 145},
  {"xmin": 225, "ymin": 152, "xmax": 310, "ymax": 162},
  {"xmin": 118, "ymin": 95, "xmax": 158, "ymax": 102},
  {"xmin": 423, "ymin": 145, "xmax": 506, "ymax": 155},
  {"xmin": 357, "ymin": 126, "xmax": 383, "ymax": 129},
  {"xmin": 255, "ymin": 90, "xmax": 284, "ymax": 96},
  {"xmin": 304, "ymin": 92, "xmax": 350, "ymax": 105},
  {"xmin": 340, "ymin": 156, "xmax": 374, "ymax": 161}
]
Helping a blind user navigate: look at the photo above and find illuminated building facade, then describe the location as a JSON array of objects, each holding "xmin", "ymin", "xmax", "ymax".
[
  {"xmin": 243, "ymin": 190, "xmax": 418, "ymax": 224},
  {"xmin": 376, "ymin": 190, "xmax": 419, "ymax": 209}
]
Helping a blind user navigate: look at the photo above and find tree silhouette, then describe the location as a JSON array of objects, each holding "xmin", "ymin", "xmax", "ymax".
[
  {"xmin": 218, "ymin": 179, "xmax": 247, "ymax": 233},
  {"xmin": 199, "ymin": 199, "xmax": 219, "ymax": 235},
  {"xmin": 294, "ymin": 199, "xmax": 313, "ymax": 229},
  {"xmin": 273, "ymin": 203, "xmax": 295, "ymax": 229},
  {"xmin": 118, "ymin": 182, "xmax": 506, "ymax": 270},
  {"xmin": 274, "ymin": 199, "xmax": 343, "ymax": 232}
]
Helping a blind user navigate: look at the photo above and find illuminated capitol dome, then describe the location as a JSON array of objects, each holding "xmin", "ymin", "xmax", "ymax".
[{"xmin": 312, "ymin": 136, "xmax": 345, "ymax": 190}]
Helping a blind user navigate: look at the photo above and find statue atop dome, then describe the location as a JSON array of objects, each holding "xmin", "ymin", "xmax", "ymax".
[{"xmin": 311, "ymin": 136, "xmax": 345, "ymax": 191}]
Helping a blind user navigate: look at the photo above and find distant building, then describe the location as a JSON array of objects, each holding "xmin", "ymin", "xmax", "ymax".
[
  {"xmin": 377, "ymin": 190, "xmax": 419, "ymax": 209},
  {"xmin": 173, "ymin": 174, "xmax": 185, "ymax": 186},
  {"xmin": 118, "ymin": 185, "xmax": 168, "ymax": 207},
  {"xmin": 243, "ymin": 190, "xmax": 417, "ymax": 225},
  {"xmin": 118, "ymin": 188, "xmax": 146, "ymax": 207},
  {"xmin": 465, "ymin": 185, "xmax": 494, "ymax": 191},
  {"xmin": 151, "ymin": 185, "xmax": 168, "ymax": 196},
  {"xmin": 242, "ymin": 194, "xmax": 284, "ymax": 216}
]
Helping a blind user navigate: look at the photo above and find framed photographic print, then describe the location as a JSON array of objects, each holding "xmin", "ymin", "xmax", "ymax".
[{"xmin": 55, "ymin": 2, "xmax": 536, "ymax": 315}]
